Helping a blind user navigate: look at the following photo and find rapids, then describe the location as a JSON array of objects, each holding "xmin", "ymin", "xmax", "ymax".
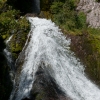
[{"xmin": 10, "ymin": 17, "xmax": 100, "ymax": 100}]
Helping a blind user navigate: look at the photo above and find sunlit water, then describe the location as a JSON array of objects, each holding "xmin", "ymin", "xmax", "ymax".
[{"xmin": 10, "ymin": 17, "xmax": 100, "ymax": 100}]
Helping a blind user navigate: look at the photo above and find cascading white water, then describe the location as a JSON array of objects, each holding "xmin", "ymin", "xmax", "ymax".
[
  {"xmin": 4, "ymin": 35, "xmax": 14, "ymax": 69},
  {"xmin": 10, "ymin": 17, "xmax": 100, "ymax": 100},
  {"xmin": 32, "ymin": 0, "xmax": 40, "ymax": 14},
  {"xmin": 4, "ymin": 35, "xmax": 15, "ymax": 84}
]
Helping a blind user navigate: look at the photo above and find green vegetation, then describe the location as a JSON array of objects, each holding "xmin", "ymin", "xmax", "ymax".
[
  {"xmin": 0, "ymin": 0, "xmax": 30, "ymax": 100},
  {"xmin": 0, "ymin": 0, "xmax": 30, "ymax": 57},
  {"xmin": 50, "ymin": 0, "xmax": 86, "ymax": 31}
]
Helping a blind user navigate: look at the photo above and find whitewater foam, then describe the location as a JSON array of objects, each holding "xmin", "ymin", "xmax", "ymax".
[{"xmin": 10, "ymin": 17, "xmax": 100, "ymax": 100}]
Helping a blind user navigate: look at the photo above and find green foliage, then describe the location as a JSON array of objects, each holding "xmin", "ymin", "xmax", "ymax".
[
  {"xmin": 87, "ymin": 28, "xmax": 100, "ymax": 36},
  {"xmin": 77, "ymin": 12, "xmax": 87, "ymax": 29},
  {"xmin": 0, "ymin": 0, "xmax": 30, "ymax": 56},
  {"xmin": 0, "ymin": 10, "xmax": 20, "ymax": 37},
  {"xmin": 0, "ymin": 0, "xmax": 7, "ymax": 12},
  {"xmin": 50, "ymin": 0, "xmax": 84, "ymax": 30},
  {"xmin": 50, "ymin": 2, "xmax": 64, "ymax": 14},
  {"xmin": 0, "ymin": 9, "xmax": 29, "ymax": 39},
  {"xmin": 0, "ymin": 0, "xmax": 29, "ymax": 39},
  {"xmin": 8, "ymin": 30, "xmax": 28, "ymax": 54},
  {"xmin": 50, "ymin": 2, "xmax": 66, "ymax": 25}
]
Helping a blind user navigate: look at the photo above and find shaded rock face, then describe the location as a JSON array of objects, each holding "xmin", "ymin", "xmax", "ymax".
[
  {"xmin": 0, "ymin": 36, "xmax": 12, "ymax": 100},
  {"xmin": 7, "ymin": 0, "xmax": 40, "ymax": 14},
  {"xmin": 22, "ymin": 98, "xmax": 31, "ymax": 100},
  {"xmin": 77, "ymin": 0, "xmax": 100, "ymax": 28},
  {"xmin": 17, "ymin": 62, "xmax": 71, "ymax": 100},
  {"xmin": 7, "ymin": 0, "xmax": 54, "ymax": 15},
  {"xmin": 40, "ymin": 0, "xmax": 53, "ymax": 11},
  {"xmin": 29, "ymin": 63, "xmax": 71, "ymax": 100}
]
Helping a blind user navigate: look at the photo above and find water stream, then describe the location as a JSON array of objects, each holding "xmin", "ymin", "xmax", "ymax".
[{"xmin": 10, "ymin": 17, "xmax": 100, "ymax": 100}]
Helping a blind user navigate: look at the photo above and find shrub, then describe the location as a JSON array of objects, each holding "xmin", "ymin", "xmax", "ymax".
[{"xmin": 50, "ymin": 0, "xmax": 85, "ymax": 30}]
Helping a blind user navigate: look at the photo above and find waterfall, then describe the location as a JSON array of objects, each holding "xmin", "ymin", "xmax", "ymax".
[
  {"xmin": 4, "ymin": 35, "xmax": 14, "ymax": 70},
  {"xmin": 4, "ymin": 35, "xmax": 15, "ymax": 83},
  {"xmin": 32, "ymin": 0, "xmax": 40, "ymax": 14},
  {"xmin": 10, "ymin": 17, "xmax": 100, "ymax": 100}
]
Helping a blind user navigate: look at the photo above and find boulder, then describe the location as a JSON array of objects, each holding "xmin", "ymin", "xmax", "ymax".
[{"xmin": 77, "ymin": 0, "xmax": 100, "ymax": 28}]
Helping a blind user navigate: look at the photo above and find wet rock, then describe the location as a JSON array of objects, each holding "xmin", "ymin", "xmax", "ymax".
[
  {"xmin": 7, "ymin": 0, "xmax": 40, "ymax": 15},
  {"xmin": 0, "ymin": 36, "xmax": 12, "ymax": 100},
  {"xmin": 25, "ymin": 13, "xmax": 39, "ymax": 17},
  {"xmin": 22, "ymin": 98, "xmax": 31, "ymax": 100},
  {"xmin": 30, "ymin": 62, "xmax": 71, "ymax": 100}
]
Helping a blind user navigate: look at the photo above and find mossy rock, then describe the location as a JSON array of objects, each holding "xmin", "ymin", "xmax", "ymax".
[
  {"xmin": 8, "ymin": 17, "xmax": 30, "ymax": 59},
  {"xmin": 39, "ymin": 11, "xmax": 52, "ymax": 19},
  {"xmin": 35, "ymin": 92, "xmax": 46, "ymax": 100},
  {"xmin": 9, "ymin": 31, "xmax": 28, "ymax": 53}
]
